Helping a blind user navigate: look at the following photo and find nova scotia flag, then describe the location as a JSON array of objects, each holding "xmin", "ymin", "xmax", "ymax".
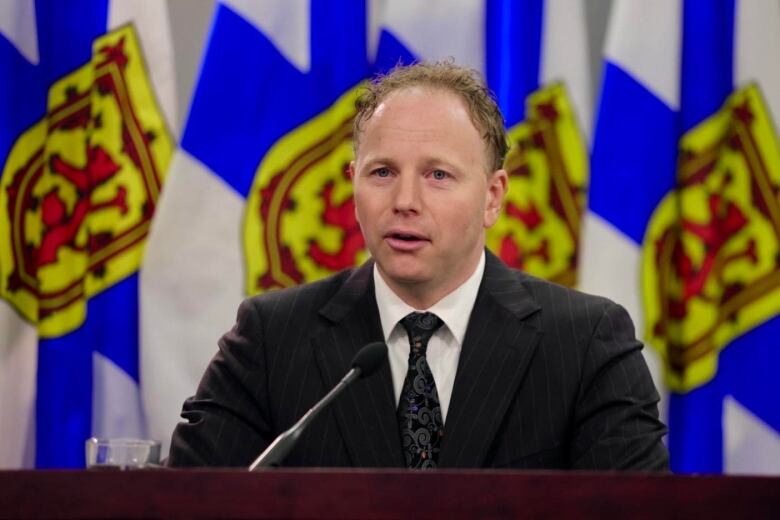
[
  {"xmin": 0, "ymin": 0, "xmax": 177, "ymax": 468},
  {"xmin": 582, "ymin": 0, "xmax": 780, "ymax": 474},
  {"xmin": 141, "ymin": 0, "xmax": 371, "ymax": 454}
]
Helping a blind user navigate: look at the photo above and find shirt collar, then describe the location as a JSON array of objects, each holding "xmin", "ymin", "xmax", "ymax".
[{"xmin": 373, "ymin": 251, "xmax": 485, "ymax": 345}]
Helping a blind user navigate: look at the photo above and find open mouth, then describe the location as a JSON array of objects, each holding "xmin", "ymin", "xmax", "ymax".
[
  {"xmin": 385, "ymin": 230, "xmax": 428, "ymax": 250},
  {"xmin": 390, "ymin": 233, "xmax": 423, "ymax": 241}
]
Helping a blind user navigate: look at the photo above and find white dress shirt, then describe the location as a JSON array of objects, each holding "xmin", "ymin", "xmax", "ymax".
[{"xmin": 373, "ymin": 252, "xmax": 485, "ymax": 424}]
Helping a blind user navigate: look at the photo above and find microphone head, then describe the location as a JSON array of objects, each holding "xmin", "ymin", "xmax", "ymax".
[{"xmin": 351, "ymin": 342, "xmax": 388, "ymax": 379}]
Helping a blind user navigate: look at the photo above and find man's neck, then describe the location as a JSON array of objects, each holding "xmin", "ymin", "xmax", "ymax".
[{"xmin": 375, "ymin": 252, "xmax": 484, "ymax": 310}]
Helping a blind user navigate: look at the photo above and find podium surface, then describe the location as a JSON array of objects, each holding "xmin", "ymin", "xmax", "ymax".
[{"xmin": 1, "ymin": 469, "xmax": 778, "ymax": 518}]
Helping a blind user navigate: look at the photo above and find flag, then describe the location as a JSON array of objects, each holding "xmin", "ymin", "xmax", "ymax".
[
  {"xmin": 0, "ymin": 0, "xmax": 177, "ymax": 468},
  {"xmin": 483, "ymin": 0, "xmax": 590, "ymax": 287},
  {"xmin": 583, "ymin": 0, "xmax": 780, "ymax": 474},
  {"xmin": 141, "ymin": 0, "xmax": 592, "ymax": 457},
  {"xmin": 141, "ymin": 0, "xmax": 371, "ymax": 456}
]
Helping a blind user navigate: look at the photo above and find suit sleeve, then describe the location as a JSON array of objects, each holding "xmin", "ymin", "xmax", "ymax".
[
  {"xmin": 569, "ymin": 301, "xmax": 669, "ymax": 471},
  {"xmin": 167, "ymin": 297, "xmax": 273, "ymax": 467}
]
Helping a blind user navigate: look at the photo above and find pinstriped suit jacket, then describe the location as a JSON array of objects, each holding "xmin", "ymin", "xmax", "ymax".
[{"xmin": 168, "ymin": 251, "xmax": 668, "ymax": 470}]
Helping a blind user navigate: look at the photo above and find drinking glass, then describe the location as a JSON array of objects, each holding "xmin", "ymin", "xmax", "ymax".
[{"xmin": 85, "ymin": 438, "xmax": 161, "ymax": 469}]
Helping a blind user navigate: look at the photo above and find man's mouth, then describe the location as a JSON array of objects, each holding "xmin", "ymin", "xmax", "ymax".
[
  {"xmin": 384, "ymin": 230, "xmax": 429, "ymax": 251},
  {"xmin": 389, "ymin": 232, "xmax": 423, "ymax": 241}
]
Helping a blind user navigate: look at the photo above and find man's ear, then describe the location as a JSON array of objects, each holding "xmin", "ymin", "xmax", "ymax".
[
  {"xmin": 484, "ymin": 168, "xmax": 508, "ymax": 228},
  {"xmin": 350, "ymin": 161, "xmax": 361, "ymax": 224},
  {"xmin": 348, "ymin": 161, "xmax": 356, "ymax": 180}
]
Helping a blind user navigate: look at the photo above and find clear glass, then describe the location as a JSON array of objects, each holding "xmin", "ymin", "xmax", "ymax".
[{"xmin": 85, "ymin": 437, "xmax": 161, "ymax": 469}]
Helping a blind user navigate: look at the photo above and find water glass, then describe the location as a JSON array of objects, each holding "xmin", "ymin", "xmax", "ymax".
[{"xmin": 85, "ymin": 437, "xmax": 161, "ymax": 469}]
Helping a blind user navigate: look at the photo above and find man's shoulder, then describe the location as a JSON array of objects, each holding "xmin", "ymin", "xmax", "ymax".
[
  {"xmin": 496, "ymin": 266, "xmax": 641, "ymax": 362},
  {"xmin": 244, "ymin": 267, "xmax": 358, "ymax": 311},
  {"xmin": 499, "ymin": 264, "xmax": 617, "ymax": 322},
  {"xmin": 493, "ymin": 257, "xmax": 607, "ymax": 302}
]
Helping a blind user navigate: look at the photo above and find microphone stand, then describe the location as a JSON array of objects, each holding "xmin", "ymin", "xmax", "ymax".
[{"xmin": 248, "ymin": 366, "xmax": 361, "ymax": 470}]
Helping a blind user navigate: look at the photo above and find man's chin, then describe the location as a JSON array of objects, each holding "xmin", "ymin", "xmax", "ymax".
[{"xmin": 375, "ymin": 263, "xmax": 430, "ymax": 288}]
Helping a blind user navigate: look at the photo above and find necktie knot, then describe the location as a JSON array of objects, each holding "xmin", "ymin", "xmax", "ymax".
[{"xmin": 400, "ymin": 312, "xmax": 444, "ymax": 354}]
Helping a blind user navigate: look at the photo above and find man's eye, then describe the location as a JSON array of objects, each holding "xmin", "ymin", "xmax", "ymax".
[
  {"xmin": 432, "ymin": 169, "xmax": 448, "ymax": 180},
  {"xmin": 373, "ymin": 167, "xmax": 390, "ymax": 177}
]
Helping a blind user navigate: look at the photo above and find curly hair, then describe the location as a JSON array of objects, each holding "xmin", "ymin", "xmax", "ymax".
[{"xmin": 353, "ymin": 61, "xmax": 509, "ymax": 172}]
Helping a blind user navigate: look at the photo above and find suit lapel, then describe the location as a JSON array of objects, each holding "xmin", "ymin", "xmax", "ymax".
[
  {"xmin": 311, "ymin": 261, "xmax": 404, "ymax": 467},
  {"xmin": 439, "ymin": 252, "xmax": 543, "ymax": 468}
]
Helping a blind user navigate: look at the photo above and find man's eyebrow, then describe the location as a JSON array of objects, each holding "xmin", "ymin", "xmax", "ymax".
[
  {"xmin": 360, "ymin": 157, "xmax": 399, "ymax": 169},
  {"xmin": 419, "ymin": 157, "xmax": 458, "ymax": 171},
  {"xmin": 358, "ymin": 156, "xmax": 465, "ymax": 176}
]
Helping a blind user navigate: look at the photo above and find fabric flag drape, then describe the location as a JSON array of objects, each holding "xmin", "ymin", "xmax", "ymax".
[
  {"xmin": 141, "ymin": 0, "xmax": 370, "ymax": 455},
  {"xmin": 141, "ymin": 0, "xmax": 591, "ymax": 458},
  {"xmin": 0, "ymin": 0, "xmax": 177, "ymax": 468},
  {"xmin": 583, "ymin": 0, "xmax": 780, "ymax": 474},
  {"xmin": 483, "ymin": 0, "xmax": 590, "ymax": 288}
]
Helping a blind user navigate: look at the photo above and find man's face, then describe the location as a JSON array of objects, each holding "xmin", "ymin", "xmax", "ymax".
[{"xmin": 352, "ymin": 86, "xmax": 507, "ymax": 308}]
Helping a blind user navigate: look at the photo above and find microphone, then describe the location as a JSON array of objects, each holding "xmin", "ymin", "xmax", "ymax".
[{"xmin": 248, "ymin": 341, "xmax": 388, "ymax": 471}]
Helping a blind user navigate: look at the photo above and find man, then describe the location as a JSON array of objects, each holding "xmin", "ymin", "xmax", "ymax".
[{"xmin": 168, "ymin": 62, "xmax": 668, "ymax": 470}]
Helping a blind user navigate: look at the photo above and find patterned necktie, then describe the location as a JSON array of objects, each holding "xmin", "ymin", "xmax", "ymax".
[{"xmin": 397, "ymin": 312, "xmax": 445, "ymax": 469}]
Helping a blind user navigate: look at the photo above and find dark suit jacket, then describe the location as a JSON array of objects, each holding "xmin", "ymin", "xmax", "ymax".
[{"xmin": 168, "ymin": 251, "xmax": 668, "ymax": 470}]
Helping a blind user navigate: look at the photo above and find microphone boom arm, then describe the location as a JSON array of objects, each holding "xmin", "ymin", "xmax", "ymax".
[{"xmin": 248, "ymin": 366, "xmax": 361, "ymax": 470}]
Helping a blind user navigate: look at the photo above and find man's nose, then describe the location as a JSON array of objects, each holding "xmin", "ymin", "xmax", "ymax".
[{"xmin": 391, "ymin": 172, "xmax": 421, "ymax": 214}]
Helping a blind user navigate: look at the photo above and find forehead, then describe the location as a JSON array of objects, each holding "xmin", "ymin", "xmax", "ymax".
[
  {"xmin": 357, "ymin": 86, "xmax": 487, "ymax": 163},
  {"xmin": 370, "ymin": 86, "xmax": 471, "ymax": 128}
]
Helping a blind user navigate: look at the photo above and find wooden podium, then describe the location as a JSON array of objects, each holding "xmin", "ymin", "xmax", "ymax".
[{"xmin": 1, "ymin": 469, "xmax": 778, "ymax": 518}]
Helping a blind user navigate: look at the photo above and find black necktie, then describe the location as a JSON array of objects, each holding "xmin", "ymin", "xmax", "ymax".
[{"xmin": 397, "ymin": 312, "xmax": 445, "ymax": 469}]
